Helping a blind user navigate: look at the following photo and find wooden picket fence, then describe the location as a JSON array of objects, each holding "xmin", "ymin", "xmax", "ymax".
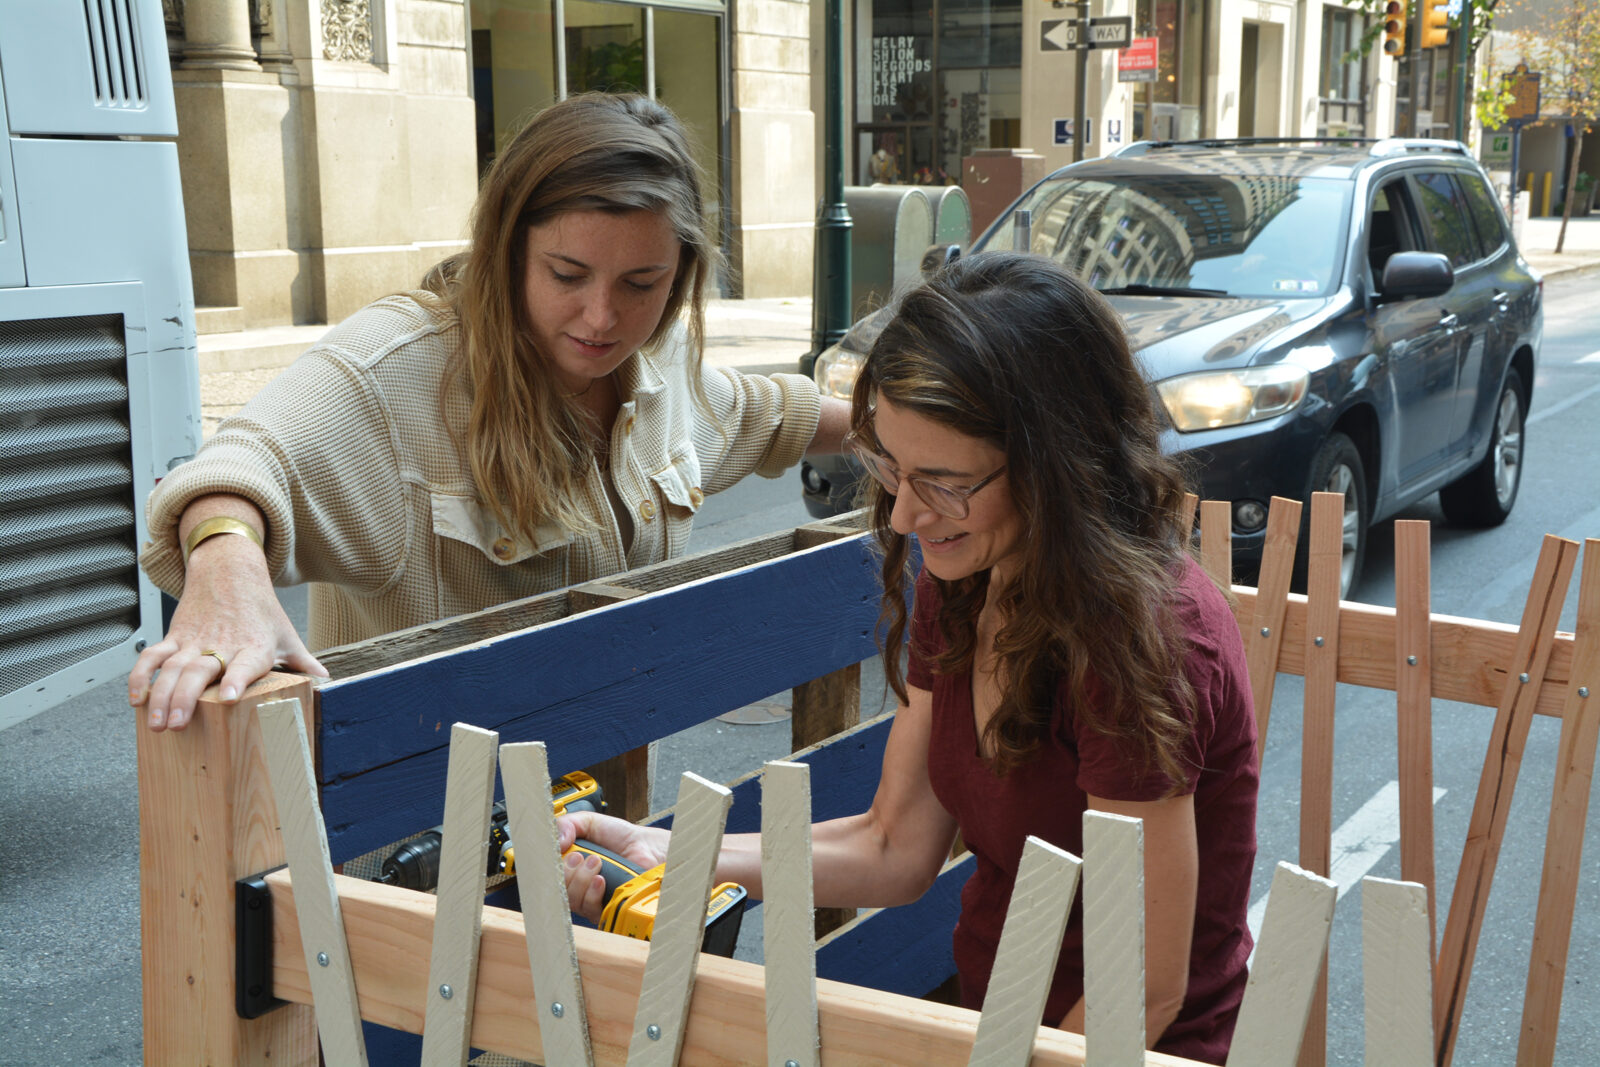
[{"xmin": 137, "ymin": 497, "xmax": 1600, "ymax": 1065}]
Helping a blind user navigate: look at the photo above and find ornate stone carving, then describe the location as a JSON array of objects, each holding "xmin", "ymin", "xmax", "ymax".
[{"xmin": 321, "ymin": 0, "xmax": 374, "ymax": 63}]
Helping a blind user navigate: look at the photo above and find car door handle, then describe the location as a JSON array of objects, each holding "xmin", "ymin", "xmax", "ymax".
[
  {"xmin": 1493, "ymin": 289, "xmax": 1513, "ymax": 310},
  {"xmin": 1439, "ymin": 312, "xmax": 1459, "ymax": 329}
]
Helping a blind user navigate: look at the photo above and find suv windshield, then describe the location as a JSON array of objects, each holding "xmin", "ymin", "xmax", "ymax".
[{"xmin": 985, "ymin": 171, "xmax": 1352, "ymax": 299}]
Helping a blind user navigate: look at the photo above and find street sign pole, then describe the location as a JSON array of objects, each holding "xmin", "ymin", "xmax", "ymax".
[
  {"xmin": 1073, "ymin": 1, "xmax": 1089, "ymax": 162},
  {"xmin": 809, "ymin": 0, "xmax": 852, "ymax": 366}
]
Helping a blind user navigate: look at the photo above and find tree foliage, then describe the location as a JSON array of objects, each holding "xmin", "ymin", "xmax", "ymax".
[{"xmin": 1339, "ymin": 0, "xmax": 1501, "ymax": 65}]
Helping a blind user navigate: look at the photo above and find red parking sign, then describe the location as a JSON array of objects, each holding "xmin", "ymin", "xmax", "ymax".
[{"xmin": 1119, "ymin": 36, "xmax": 1158, "ymax": 83}]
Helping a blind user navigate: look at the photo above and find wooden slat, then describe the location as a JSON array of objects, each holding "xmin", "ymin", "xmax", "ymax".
[
  {"xmin": 628, "ymin": 773, "xmax": 733, "ymax": 1066},
  {"xmin": 816, "ymin": 853, "xmax": 974, "ymax": 997},
  {"xmin": 1219, "ymin": 591, "xmax": 1581, "ymax": 718},
  {"xmin": 792, "ymin": 662, "xmax": 863, "ymax": 751},
  {"xmin": 1297, "ymin": 493, "xmax": 1343, "ymax": 1067},
  {"xmin": 589, "ymin": 747, "xmax": 653, "ymax": 824},
  {"xmin": 1177, "ymin": 491, "xmax": 1198, "ymax": 541},
  {"xmin": 1392, "ymin": 520, "xmax": 1437, "ymax": 961},
  {"xmin": 1517, "ymin": 539, "xmax": 1600, "ymax": 1065},
  {"xmin": 257, "ymin": 699, "xmax": 370, "ymax": 1066},
  {"xmin": 263, "ymin": 870, "xmax": 1217, "ymax": 1066},
  {"xmin": 968, "ymin": 837, "xmax": 1081, "ymax": 1067},
  {"xmin": 762, "ymin": 762, "xmax": 821, "ymax": 1067},
  {"xmin": 138, "ymin": 673, "xmax": 318, "ymax": 1066},
  {"xmin": 1433, "ymin": 535, "xmax": 1580, "ymax": 1067},
  {"xmin": 500, "ymin": 742, "xmax": 595, "ymax": 1067},
  {"xmin": 1226, "ymin": 863, "xmax": 1336, "ymax": 1067},
  {"xmin": 1082, "ymin": 811, "xmax": 1144, "ymax": 1067},
  {"xmin": 1245, "ymin": 497, "xmax": 1302, "ymax": 754},
  {"xmin": 567, "ymin": 582, "xmax": 646, "ymax": 613},
  {"xmin": 1361, "ymin": 878, "xmax": 1433, "ymax": 1066},
  {"xmin": 421, "ymin": 724, "xmax": 499, "ymax": 1067},
  {"xmin": 1199, "ymin": 500, "xmax": 1232, "ymax": 590}
]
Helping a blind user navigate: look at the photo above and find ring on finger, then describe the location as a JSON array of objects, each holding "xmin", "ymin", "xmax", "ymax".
[{"xmin": 200, "ymin": 648, "xmax": 228, "ymax": 673}]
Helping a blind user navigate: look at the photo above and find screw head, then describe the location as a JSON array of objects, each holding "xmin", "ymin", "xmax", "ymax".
[
  {"xmin": 1314, "ymin": 636, "xmax": 1325, "ymax": 647},
  {"xmin": 1519, "ymin": 672, "xmax": 1531, "ymax": 684},
  {"xmin": 1580, "ymin": 686, "xmax": 1591, "ymax": 698},
  {"xmin": 551, "ymin": 1002, "xmax": 564, "ymax": 1018},
  {"xmin": 787, "ymin": 1061, "xmax": 800, "ymax": 1067},
  {"xmin": 135, "ymin": 639, "xmax": 147, "ymax": 653},
  {"xmin": 439, "ymin": 984, "xmax": 453, "ymax": 1000},
  {"xmin": 647, "ymin": 1024, "xmax": 662, "ymax": 1041},
  {"xmin": 1260, "ymin": 627, "xmax": 1271, "ymax": 637},
  {"xmin": 1407, "ymin": 654, "xmax": 1418, "ymax": 666},
  {"xmin": 316, "ymin": 952, "xmax": 329, "ymax": 967}
]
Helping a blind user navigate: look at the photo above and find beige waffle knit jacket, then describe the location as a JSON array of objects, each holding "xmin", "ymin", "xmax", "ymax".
[{"xmin": 140, "ymin": 292, "xmax": 822, "ymax": 651}]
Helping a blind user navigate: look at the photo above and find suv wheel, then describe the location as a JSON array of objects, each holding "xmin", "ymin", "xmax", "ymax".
[
  {"xmin": 1294, "ymin": 431, "xmax": 1368, "ymax": 599},
  {"xmin": 1439, "ymin": 368, "xmax": 1525, "ymax": 528}
]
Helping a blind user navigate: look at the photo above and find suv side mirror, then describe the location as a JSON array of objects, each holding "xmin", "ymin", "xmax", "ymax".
[
  {"xmin": 1379, "ymin": 251, "xmax": 1454, "ymax": 300},
  {"xmin": 920, "ymin": 243, "xmax": 962, "ymax": 275}
]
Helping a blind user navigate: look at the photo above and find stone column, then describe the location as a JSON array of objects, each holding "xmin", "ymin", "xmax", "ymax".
[{"xmin": 181, "ymin": 0, "xmax": 261, "ymax": 71}]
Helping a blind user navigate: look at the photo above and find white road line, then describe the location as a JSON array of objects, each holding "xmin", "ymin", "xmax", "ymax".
[
  {"xmin": 1528, "ymin": 379, "xmax": 1600, "ymax": 426},
  {"xmin": 1246, "ymin": 780, "xmax": 1446, "ymax": 958},
  {"xmin": 1577, "ymin": 350, "xmax": 1600, "ymax": 364}
]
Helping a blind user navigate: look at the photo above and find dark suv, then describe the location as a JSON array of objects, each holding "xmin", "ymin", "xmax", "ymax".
[{"xmin": 800, "ymin": 139, "xmax": 1542, "ymax": 595}]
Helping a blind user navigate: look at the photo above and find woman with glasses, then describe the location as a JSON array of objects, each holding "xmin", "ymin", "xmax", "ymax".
[{"xmin": 559, "ymin": 251, "xmax": 1258, "ymax": 1063}]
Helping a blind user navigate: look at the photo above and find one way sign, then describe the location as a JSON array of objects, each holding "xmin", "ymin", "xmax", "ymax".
[{"xmin": 1041, "ymin": 16, "xmax": 1133, "ymax": 51}]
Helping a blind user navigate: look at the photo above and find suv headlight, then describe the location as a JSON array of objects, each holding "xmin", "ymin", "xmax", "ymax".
[
  {"xmin": 1156, "ymin": 365, "xmax": 1309, "ymax": 431},
  {"xmin": 814, "ymin": 344, "xmax": 866, "ymax": 400}
]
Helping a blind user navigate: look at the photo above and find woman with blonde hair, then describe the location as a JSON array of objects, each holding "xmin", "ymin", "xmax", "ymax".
[
  {"xmin": 132, "ymin": 93, "xmax": 849, "ymax": 730},
  {"xmin": 559, "ymin": 252, "xmax": 1258, "ymax": 1063}
]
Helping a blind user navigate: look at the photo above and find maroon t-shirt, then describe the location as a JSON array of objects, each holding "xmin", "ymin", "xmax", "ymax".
[{"xmin": 909, "ymin": 559, "xmax": 1258, "ymax": 1064}]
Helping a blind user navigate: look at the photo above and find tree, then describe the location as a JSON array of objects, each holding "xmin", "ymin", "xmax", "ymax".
[{"xmin": 1478, "ymin": 0, "xmax": 1600, "ymax": 252}]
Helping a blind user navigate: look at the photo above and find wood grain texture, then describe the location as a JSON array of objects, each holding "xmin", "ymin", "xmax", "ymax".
[
  {"xmin": 815, "ymin": 853, "xmax": 974, "ymax": 997},
  {"xmin": 1082, "ymin": 811, "xmax": 1144, "ymax": 1067},
  {"xmin": 1245, "ymin": 496, "xmax": 1301, "ymax": 755},
  {"xmin": 421, "ymin": 723, "xmax": 500, "ymax": 1067},
  {"xmin": 968, "ymin": 837, "xmax": 1081, "ymax": 1067},
  {"xmin": 265, "ymin": 869, "xmax": 1221, "ymax": 1065},
  {"xmin": 1518, "ymin": 540, "xmax": 1600, "ymax": 1065},
  {"xmin": 257, "ymin": 698, "xmax": 370, "ymax": 1066},
  {"xmin": 1199, "ymin": 500, "xmax": 1233, "ymax": 590},
  {"xmin": 1361, "ymin": 877, "xmax": 1433, "ymax": 1066},
  {"xmin": 138, "ymin": 672, "xmax": 318, "ymax": 1066},
  {"xmin": 1433, "ymin": 535, "xmax": 1579, "ymax": 1067},
  {"xmin": 1392, "ymin": 521, "xmax": 1437, "ymax": 964},
  {"xmin": 792, "ymin": 662, "xmax": 862, "ymax": 752},
  {"xmin": 501, "ymin": 741, "xmax": 595, "ymax": 1067},
  {"xmin": 1177, "ymin": 492, "xmax": 1198, "ymax": 544},
  {"xmin": 762, "ymin": 761, "xmax": 820, "ymax": 1067},
  {"xmin": 316, "ymin": 534, "xmax": 883, "ymax": 861},
  {"xmin": 628, "ymin": 772, "xmax": 734, "ymax": 1066},
  {"xmin": 588, "ymin": 746, "xmax": 653, "ymax": 824},
  {"xmin": 1226, "ymin": 862, "xmax": 1336, "ymax": 1067},
  {"xmin": 1296, "ymin": 493, "xmax": 1343, "ymax": 1067}
]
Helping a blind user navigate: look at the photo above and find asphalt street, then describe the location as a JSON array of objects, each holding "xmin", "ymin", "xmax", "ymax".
[{"xmin": 3, "ymin": 260, "xmax": 1598, "ymax": 1065}]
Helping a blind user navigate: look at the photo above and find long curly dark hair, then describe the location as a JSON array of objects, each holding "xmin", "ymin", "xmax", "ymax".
[{"xmin": 855, "ymin": 251, "xmax": 1198, "ymax": 787}]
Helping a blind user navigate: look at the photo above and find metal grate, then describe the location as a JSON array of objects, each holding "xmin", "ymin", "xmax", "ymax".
[
  {"xmin": 81, "ymin": 0, "xmax": 147, "ymax": 109},
  {"xmin": 0, "ymin": 316, "xmax": 139, "ymax": 699}
]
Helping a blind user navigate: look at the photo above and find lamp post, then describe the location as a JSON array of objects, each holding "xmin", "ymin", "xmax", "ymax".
[{"xmin": 807, "ymin": 0, "xmax": 853, "ymax": 375}]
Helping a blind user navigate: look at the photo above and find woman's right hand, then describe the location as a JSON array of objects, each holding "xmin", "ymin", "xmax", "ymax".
[
  {"xmin": 130, "ymin": 522, "xmax": 327, "ymax": 732},
  {"xmin": 556, "ymin": 810, "xmax": 670, "ymax": 923}
]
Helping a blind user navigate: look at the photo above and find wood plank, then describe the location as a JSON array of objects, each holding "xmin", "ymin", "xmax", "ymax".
[
  {"xmin": 1226, "ymin": 863, "xmax": 1336, "ymax": 1067},
  {"xmin": 1392, "ymin": 520, "xmax": 1437, "ymax": 961},
  {"xmin": 588, "ymin": 746, "xmax": 653, "ymax": 825},
  {"xmin": 1082, "ymin": 811, "xmax": 1144, "ymax": 1067},
  {"xmin": 1361, "ymin": 878, "xmax": 1432, "ymax": 1066},
  {"xmin": 501, "ymin": 741, "xmax": 596, "ymax": 1067},
  {"xmin": 1517, "ymin": 539, "xmax": 1600, "ymax": 1065},
  {"xmin": 793, "ymin": 661, "xmax": 863, "ymax": 751},
  {"xmin": 628, "ymin": 772, "xmax": 733, "ymax": 1066},
  {"xmin": 1199, "ymin": 500, "xmax": 1232, "ymax": 590},
  {"xmin": 317, "ymin": 535, "xmax": 884, "ymax": 859},
  {"xmin": 257, "ymin": 698, "xmax": 370, "ymax": 1066},
  {"xmin": 138, "ymin": 672, "xmax": 318, "ymax": 1066},
  {"xmin": 567, "ymin": 582, "xmax": 647, "ymax": 613},
  {"xmin": 1177, "ymin": 492, "xmax": 1198, "ymax": 544},
  {"xmin": 421, "ymin": 723, "xmax": 500, "ymax": 1067},
  {"xmin": 968, "ymin": 837, "xmax": 1081, "ymax": 1067},
  {"xmin": 262, "ymin": 869, "xmax": 1210, "ymax": 1066},
  {"xmin": 816, "ymin": 853, "xmax": 975, "ymax": 997},
  {"xmin": 1245, "ymin": 497, "xmax": 1301, "ymax": 756},
  {"xmin": 762, "ymin": 761, "xmax": 821, "ymax": 1067},
  {"xmin": 1296, "ymin": 492, "xmax": 1343, "ymax": 1067},
  {"xmin": 1433, "ymin": 535, "xmax": 1580, "ymax": 1067},
  {"xmin": 1219, "ymin": 590, "xmax": 1581, "ymax": 718}
]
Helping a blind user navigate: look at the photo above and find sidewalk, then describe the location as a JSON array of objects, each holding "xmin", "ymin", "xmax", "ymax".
[{"xmin": 1516, "ymin": 215, "xmax": 1600, "ymax": 278}]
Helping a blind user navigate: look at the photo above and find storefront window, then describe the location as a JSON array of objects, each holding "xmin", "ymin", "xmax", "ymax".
[
  {"xmin": 1135, "ymin": 0, "xmax": 1204, "ymax": 140},
  {"xmin": 1319, "ymin": 8, "xmax": 1367, "ymax": 135}
]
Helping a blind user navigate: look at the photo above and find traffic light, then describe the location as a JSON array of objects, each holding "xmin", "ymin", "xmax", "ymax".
[
  {"xmin": 1419, "ymin": 0, "xmax": 1451, "ymax": 48},
  {"xmin": 1383, "ymin": 0, "xmax": 1407, "ymax": 56}
]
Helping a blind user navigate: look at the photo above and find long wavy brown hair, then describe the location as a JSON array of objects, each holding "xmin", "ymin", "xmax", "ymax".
[
  {"xmin": 855, "ymin": 252, "xmax": 1198, "ymax": 788},
  {"xmin": 427, "ymin": 93, "xmax": 719, "ymax": 537}
]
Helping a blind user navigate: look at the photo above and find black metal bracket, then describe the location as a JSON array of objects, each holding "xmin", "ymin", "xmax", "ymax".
[{"xmin": 235, "ymin": 868, "xmax": 289, "ymax": 1019}]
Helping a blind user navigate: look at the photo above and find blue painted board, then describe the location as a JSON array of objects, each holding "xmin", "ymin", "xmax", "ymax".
[
  {"xmin": 816, "ymin": 852, "xmax": 972, "ymax": 998},
  {"xmin": 319, "ymin": 536, "xmax": 887, "ymax": 859}
]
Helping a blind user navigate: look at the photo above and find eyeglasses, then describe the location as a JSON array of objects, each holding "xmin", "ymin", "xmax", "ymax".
[{"xmin": 845, "ymin": 432, "xmax": 1006, "ymax": 520}]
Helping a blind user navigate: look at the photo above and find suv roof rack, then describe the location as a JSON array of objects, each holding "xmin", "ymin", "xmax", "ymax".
[
  {"xmin": 1368, "ymin": 138, "xmax": 1470, "ymax": 157},
  {"xmin": 1129, "ymin": 137, "xmax": 1378, "ymax": 152}
]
